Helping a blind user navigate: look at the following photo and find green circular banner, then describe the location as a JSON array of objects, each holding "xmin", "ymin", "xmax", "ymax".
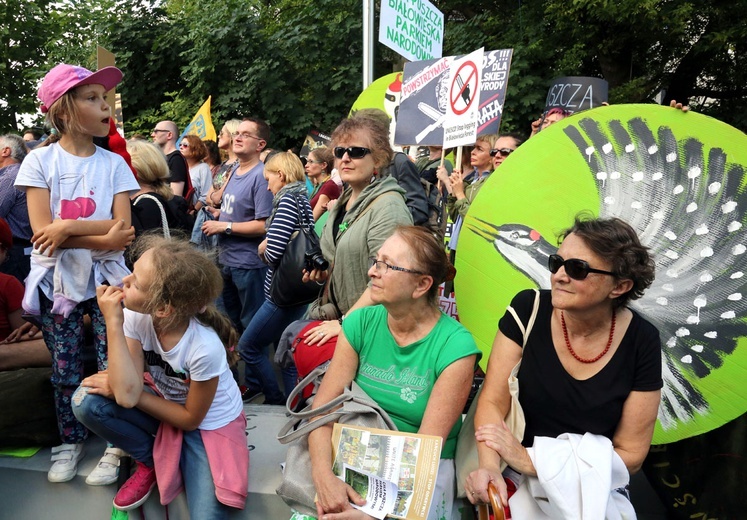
[
  {"xmin": 457, "ymin": 104, "xmax": 747, "ymax": 444},
  {"xmin": 350, "ymin": 72, "xmax": 402, "ymax": 116}
]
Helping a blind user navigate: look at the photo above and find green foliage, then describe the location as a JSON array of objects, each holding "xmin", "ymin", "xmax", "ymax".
[
  {"xmin": 0, "ymin": 0, "xmax": 54, "ymax": 130},
  {"xmin": 3, "ymin": 0, "xmax": 746, "ymax": 138}
]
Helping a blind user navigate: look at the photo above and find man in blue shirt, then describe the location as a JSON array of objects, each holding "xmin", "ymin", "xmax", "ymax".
[{"xmin": 202, "ymin": 118, "xmax": 274, "ymax": 400}]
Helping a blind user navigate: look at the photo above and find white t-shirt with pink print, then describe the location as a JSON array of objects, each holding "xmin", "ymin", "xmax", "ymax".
[{"xmin": 15, "ymin": 142, "xmax": 139, "ymax": 306}]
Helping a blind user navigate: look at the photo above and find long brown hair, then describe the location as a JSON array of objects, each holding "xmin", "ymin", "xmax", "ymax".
[{"xmin": 129, "ymin": 235, "xmax": 239, "ymax": 364}]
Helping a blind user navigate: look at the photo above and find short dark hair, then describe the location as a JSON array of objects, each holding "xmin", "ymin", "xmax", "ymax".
[
  {"xmin": 559, "ymin": 214, "xmax": 655, "ymax": 308},
  {"xmin": 23, "ymin": 127, "xmax": 43, "ymax": 140},
  {"xmin": 501, "ymin": 133, "xmax": 524, "ymax": 148},
  {"xmin": 204, "ymin": 139, "xmax": 221, "ymax": 166},
  {"xmin": 243, "ymin": 117, "xmax": 270, "ymax": 143}
]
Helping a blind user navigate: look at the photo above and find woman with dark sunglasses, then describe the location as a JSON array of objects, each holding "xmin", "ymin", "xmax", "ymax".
[
  {"xmin": 465, "ymin": 216, "xmax": 661, "ymax": 517},
  {"xmin": 300, "ymin": 114, "xmax": 412, "ymax": 347}
]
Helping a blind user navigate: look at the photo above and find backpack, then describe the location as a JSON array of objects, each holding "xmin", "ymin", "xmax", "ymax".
[
  {"xmin": 166, "ymin": 195, "xmax": 196, "ymax": 233},
  {"xmin": 384, "ymin": 152, "xmax": 446, "ymax": 241},
  {"xmin": 420, "ymin": 177, "xmax": 447, "ymax": 243}
]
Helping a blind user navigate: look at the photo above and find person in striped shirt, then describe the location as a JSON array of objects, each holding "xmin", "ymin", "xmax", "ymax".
[{"xmin": 237, "ymin": 152, "xmax": 314, "ymax": 404}]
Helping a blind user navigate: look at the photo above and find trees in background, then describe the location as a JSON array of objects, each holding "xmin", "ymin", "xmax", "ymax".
[{"xmin": 3, "ymin": 0, "xmax": 746, "ymax": 147}]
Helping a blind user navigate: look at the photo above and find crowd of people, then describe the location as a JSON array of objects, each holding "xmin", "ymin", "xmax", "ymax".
[{"xmin": 0, "ymin": 62, "xmax": 665, "ymax": 520}]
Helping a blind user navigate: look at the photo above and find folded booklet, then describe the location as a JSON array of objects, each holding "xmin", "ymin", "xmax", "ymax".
[{"xmin": 331, "ymin": 424, "xmax": 442, "ymax": 520}]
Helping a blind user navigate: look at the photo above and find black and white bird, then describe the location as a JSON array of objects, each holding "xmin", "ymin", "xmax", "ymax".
[{"xmin": 469, "ymin": 113, "xmax": 747, "ymax": 431}]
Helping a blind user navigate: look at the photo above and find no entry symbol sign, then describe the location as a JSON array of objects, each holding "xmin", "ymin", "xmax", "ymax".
[{"xmin": 450, "ymin": 61, "xmax": 478, "ymax": 115}]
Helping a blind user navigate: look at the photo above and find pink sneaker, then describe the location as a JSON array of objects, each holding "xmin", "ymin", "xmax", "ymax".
[{"xmin": 113, "ymin": 462, "xmax": 156, "ymax": 511}]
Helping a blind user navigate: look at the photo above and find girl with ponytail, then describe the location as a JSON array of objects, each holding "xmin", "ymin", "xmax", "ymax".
[{"xmin": 72, "ymin": 236, "xmax": 247, "ymax": 516}]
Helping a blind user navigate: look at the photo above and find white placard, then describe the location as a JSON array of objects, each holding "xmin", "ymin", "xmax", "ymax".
[{"xmin": 442, "ymin": 47, "xmax": 484, "ymax": 148}]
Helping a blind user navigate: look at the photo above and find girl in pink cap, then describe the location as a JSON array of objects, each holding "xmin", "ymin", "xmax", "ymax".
[{"xmin": 14, "ymin": 64, "xmax": 140, "ymax": 484}]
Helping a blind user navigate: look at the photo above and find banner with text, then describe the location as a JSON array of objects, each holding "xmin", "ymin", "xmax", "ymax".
[
  {"xmin": 379, "ymin": 0, "xmax": 444, "ymax": 62},
  {"xmin": 544, "ymin": 76, "xmax": 608, "ymax": 115},
  {"xmin": 394, "ymin": 49, "xmax": 513, "ymax": 146}
]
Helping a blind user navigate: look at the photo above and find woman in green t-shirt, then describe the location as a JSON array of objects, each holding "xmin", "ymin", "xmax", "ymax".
[{"xmin": 305, "ymin": 226, "xmax": 481, "ymax": 520}]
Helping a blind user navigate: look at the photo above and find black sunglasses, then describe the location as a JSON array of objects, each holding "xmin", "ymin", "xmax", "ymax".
[
  {"xmin": 333, "ymin": 146, "xmax": 372, "ymax": 160},
  {"xmin": 489, "ymin": 148, "xmax": 514, "ymax": 158},
  {"xmin": 548, "ymin": 254, "xmax": 616, "ymax": 280}
]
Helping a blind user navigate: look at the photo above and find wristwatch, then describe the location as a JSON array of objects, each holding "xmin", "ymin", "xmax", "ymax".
[{"xmin": 224, "ymin": 222, "xmax": 233, "ymax": 235}]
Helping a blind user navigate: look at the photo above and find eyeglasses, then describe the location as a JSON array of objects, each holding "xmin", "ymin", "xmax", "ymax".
[
  {"xmin": 179, "ymin": 142, "xmax": 189, "ymax": 148},
  {"xmin": 152, "ymin": 129, "xmax": 169, "ymax": 134},
  {"xmin": 369, "ymin": 257, "xmax": 425, "ymax": 276},
  {"xmin": 232, "ymin": 132, "xmax": 263, "ymax": 141},
  {"xmin": 306, "ymin": 159, "xmax": 324, "ymax": 165},
  {"xmin": 334, "ymin": 146, "xmax": 372, "ymax": 160},
  {"xmin": 489, "ymin": 148, "xmax": 515, "ymax": 158},
  {"xmin": 548, "ymin": 254, "xmax": 616, "ymax": 280}
]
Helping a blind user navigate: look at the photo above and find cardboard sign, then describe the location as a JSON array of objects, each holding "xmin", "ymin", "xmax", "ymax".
[
  {"xmin": 544, "ymin": 76, "xmax": 608, "ymax": 114},
  {"xmin": 379, "ymin": 0, "xmax": 444, "ymax": 62},
  {"xmin": 442, "ymin": 48, "xmax": 484, "ymax": 148},
  {"xmin": 394, "ymin": 49, "xmax": 512, "ymax": 146}
]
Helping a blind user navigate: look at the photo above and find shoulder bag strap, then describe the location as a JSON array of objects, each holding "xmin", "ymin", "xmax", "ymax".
[
  {"xmin": 505, "ymin": 288, "xmax": 540, "ymax": 348},
  {"xmin": 278, "ymin": 365, "xmax": 355, "ymax": 444},
  {"xmin": 291, "ymin": 193, "xmax": 314, "ymax": 238},
  {"xmin": 134, "ymin": 194, "xmax": 170, "ymax": 239}
]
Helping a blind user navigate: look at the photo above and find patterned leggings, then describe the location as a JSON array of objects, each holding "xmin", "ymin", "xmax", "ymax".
[{"xmin": 40, "ymin": 294, "xmax": 108, "ymax": 444}]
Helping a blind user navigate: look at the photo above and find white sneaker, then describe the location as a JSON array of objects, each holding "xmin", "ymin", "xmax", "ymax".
[
  {"xmin": 48, "ymin": 443, "xmax": 85, "ymax": 483},
  {"xmin": 86, "ymin": 447, "xmax": 127, "ymax": 486}
]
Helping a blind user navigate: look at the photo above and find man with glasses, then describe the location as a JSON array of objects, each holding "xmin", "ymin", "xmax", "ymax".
[
  {"xmin": 151, "ymin": 121, "xmax": 189, "ymax": 198},
  {"xmin": 201, "ymin": 118, "xmax": 274, "ymax": 401}
]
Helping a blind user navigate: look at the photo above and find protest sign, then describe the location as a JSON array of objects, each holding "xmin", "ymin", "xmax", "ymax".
[
  {"xmin": 299, "ymin": 129, "xmax": 331, "ymax": 158},
  {"xmin": 442, "ymin": 48, "xmax": 484, "ymax": 148},
  {"xmin": 394, "ymin": 49, "xmax": 512, "ymax": 146},
  {"xmin": 544, "ymin": 76, "xmax": 608, "ymax": 114},
  {"xmin": 379, "ymin": 0, "xmax": 444, "ymax": 62}
]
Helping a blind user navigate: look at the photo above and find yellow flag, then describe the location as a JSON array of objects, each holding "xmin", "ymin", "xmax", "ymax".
[{"xmin": 181, "ymin": 96, "xmax": 217, "ymax": 142}]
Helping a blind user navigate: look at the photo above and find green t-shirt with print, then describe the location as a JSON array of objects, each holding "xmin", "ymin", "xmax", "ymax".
[{"xmin": 343, "ymin": 305, "xmax": 481, "ymax": 459}]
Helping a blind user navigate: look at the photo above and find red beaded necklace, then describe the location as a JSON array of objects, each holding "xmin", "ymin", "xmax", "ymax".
[{"xmin": 561, "ymin": 310, "xmax": 616, "ymax": 363}]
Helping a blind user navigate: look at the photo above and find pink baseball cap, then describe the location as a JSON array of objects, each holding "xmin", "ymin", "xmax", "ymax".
[{"xmin": 38, "ymin": 64, "xmax": 123, "ymax": 113}]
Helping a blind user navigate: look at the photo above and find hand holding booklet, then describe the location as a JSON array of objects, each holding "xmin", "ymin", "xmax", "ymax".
[{"xmin": 331, "ymin": 424, "xmax": 443, "ymax": 520}]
